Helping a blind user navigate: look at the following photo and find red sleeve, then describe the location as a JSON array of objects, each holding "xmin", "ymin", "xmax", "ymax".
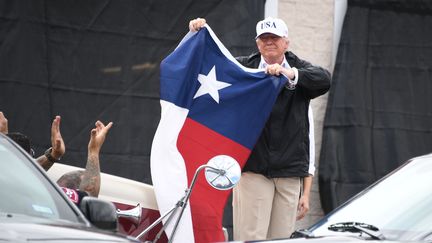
[{"xmin": 61, "ymin": 187, "xmax": 88, "ymax": 207}]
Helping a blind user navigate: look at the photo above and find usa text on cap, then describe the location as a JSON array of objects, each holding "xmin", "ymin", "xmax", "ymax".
[{"xmin": 255, "ymin": 17, "xmax": 289, "ymax": 39}]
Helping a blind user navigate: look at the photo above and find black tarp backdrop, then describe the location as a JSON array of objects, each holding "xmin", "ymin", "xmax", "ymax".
[
  {"xmin": 319, "ymin": 0, "xmax": 432, "ymax": 214},
  {"xmin": 0, "ymin": 0, "xmax": 264, "ymax": 183}
]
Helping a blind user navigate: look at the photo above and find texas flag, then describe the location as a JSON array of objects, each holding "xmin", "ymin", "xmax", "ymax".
[{"xmin": 150, "ymin": 25, "xmax": 287, "ymax": 243}]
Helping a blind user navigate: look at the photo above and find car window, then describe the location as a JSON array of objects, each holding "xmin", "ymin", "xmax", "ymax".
[
  {"xmin": 311, "ymin": 156, "xmax": 432, "ymax": 241},
  {"xmin": 0, "ymin": 138, "xmax": 81, "ymax": 223}
]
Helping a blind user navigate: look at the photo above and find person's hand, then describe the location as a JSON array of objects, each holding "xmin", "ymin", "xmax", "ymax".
[
  {"xmin": 0, "ymin": 112, "xmax": 8, "ymax": 134},
  {"xmin": 189, "ymin": 17, "xmax": 206, "ymax": 32},
  {"xmin": 88, "ymin": 121, "xmax": 113, "ymax": 155},
  {"xmin": 50, "ymin": 116, "xmax": 65, "ymax": 160},
  {"xmin": 265, "ymin": 64, "xmax": 295, "ymax": 79},
  {"xmin": 296, "ymin": 194, "xmax": 310, "ymax": 220}
]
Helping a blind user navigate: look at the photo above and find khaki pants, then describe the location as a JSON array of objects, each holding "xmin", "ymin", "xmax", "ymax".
[{"xmin": 233, "ymin": 172, "xmax": 300, "ymax": 241}]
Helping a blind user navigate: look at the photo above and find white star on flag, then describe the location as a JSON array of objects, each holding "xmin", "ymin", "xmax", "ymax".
[{"xmin": 193, "ymin": 65, "xmax": 231, "ymax": 103}]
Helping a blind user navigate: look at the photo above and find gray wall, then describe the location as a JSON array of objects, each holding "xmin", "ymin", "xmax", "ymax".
[{"xmin": 277, "ymin": 0, "xmax": 335, "ymax": 229}]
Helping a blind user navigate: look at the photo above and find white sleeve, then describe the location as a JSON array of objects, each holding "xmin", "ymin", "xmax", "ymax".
[{"xmin": 308, "ymin": 105, "xmax": 316, "ymax": 176}]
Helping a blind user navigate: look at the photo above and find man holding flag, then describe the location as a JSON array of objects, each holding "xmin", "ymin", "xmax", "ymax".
[
  {"xmin": 151, "ymin": 15, "xmax": 330, "ymax": 242},
  {"xmin": 189, "ymin": 17, "xmax": 331, "ymax": 241}
]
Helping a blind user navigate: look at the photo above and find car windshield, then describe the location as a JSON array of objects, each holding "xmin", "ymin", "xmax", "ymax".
[
  {"xmin": 0, "ymin": 135, "xmax": 82, "ymax": 224},
  {"xmin": 310, "ymin": 155, "xmax": 432, "ymax": 241}
]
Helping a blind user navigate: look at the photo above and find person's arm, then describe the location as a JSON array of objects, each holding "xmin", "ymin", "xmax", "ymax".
[
  {"xmin": 291, "ymin": 54, "xmax": 331, "ymax": 99},
  {"xmin": 79, "ymin": 121, "xmax": 113, "ymax": 197},
  {"xmin": 0, "ymin": 112, "xmax": 8, "ymax": 134},
  {"xmin": 36, "ymin": 116, "xmax": 65, "ymax": 171},
  {"xmin": 297, "ymin": 175, "xmax": 312, "ymax": 220}
]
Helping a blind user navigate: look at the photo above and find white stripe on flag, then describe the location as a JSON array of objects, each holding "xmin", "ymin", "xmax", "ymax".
[{"xmin": 150, "ymin": 100, "xmax": 194, "ymax": 242}]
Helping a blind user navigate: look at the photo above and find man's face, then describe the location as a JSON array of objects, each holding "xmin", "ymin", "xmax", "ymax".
[{"xmin": 256, "ymin": 33, "xmax": 289, "ymax": 63}]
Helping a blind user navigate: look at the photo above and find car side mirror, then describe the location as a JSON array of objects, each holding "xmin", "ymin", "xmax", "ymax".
[{"xmin": 80, "ymin": 197, "xmax": 118, "ymax": 231}]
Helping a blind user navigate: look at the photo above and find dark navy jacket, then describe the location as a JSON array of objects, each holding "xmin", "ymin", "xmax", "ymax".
[{"xmin": 237, "ymin": 51, "xmax": 331, "ymax": 178}]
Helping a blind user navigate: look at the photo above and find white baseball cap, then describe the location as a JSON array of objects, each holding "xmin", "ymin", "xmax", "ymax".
[{"xmin": 255, "ymin": 17, "xmax": 289, "ymax": 39}]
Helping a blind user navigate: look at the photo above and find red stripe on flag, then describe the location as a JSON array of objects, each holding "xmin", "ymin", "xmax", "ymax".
[{"xmin": 177, "ymin": 118, "xmax": 250, "ymax": 243}]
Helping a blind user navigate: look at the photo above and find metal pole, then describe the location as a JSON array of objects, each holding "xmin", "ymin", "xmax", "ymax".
[
  {"xmin": 135, "ymin": 205, "xmax": 177, "ymax": 239},
  {"xmin": 168, "ymin": 165, "xmax": 209, "ymax": 243},
  {"xmin": 136, "ymin": 165, "xmax": 221, "ymax": 242}
]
